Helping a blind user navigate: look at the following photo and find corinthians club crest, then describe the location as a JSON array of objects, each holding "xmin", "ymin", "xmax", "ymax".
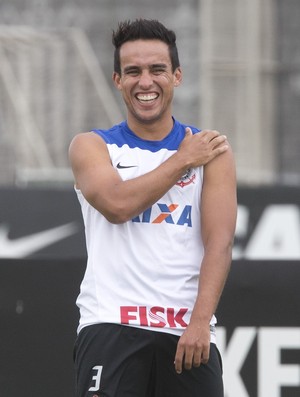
[{"xmin": 176, "ymin": 168, "xmax": 196, "ymax": 188}]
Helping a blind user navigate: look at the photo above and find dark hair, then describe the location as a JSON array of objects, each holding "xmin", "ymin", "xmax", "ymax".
[{"xmin": 112, "ymin": 19, "xmax": 180, "ymax": 74}]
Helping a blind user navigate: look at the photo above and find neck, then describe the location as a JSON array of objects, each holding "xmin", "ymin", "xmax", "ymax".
[{"xmin": 127, "ymin": 116, "xmax": 174, "ymax": 141}]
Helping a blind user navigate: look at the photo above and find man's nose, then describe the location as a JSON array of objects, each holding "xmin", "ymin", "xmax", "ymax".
[{"xmin": 139, "ymin": 71, "xmax": 153, "ymax": 88}]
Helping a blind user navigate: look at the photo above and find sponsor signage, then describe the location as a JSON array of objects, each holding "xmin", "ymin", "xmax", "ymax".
[
  {"xmin": 217, "ymin": 261, "xmax": 300, "ymax": 397},
  {"xmin": 0, "ymin": 188, "xmax": 86, "ymax": 259},
  {"xmin": 0, "ymin": 259, "xmax": 299, "ymax": 397},
  {"xmin": 0, "ymin": 186, "xmax": 300, "ymax": 259},
  {"xmin": 235, "ymin": 186, "xmax": 300, "ymax": 260},
  {"xmin": 0, "ymin": 187, "xmax": 299, "ymax": 396}
]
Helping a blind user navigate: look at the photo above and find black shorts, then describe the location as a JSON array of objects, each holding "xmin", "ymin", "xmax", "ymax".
[{"xmin": 74, "ymin": 323, "xmax": 224, "ymax": 397}]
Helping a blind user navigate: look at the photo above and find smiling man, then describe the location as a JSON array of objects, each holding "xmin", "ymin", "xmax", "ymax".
[
  {"xmin": 113, "ymin": 39, "xmax": 182, "ymax": 134},
  {"xmin": 69, "ymin": 18, "xmax": 237, "ymax": 397}
]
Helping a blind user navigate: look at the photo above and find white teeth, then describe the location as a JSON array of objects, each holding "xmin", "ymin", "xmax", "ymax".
[{"xmin": 137, "ymin": 94, "xmax": 158, "ymax": 101}]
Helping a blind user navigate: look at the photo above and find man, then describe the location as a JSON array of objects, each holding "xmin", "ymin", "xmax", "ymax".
[{"xmin": 69, "ymin": 18, "xmax": 237, "ymax": 397}]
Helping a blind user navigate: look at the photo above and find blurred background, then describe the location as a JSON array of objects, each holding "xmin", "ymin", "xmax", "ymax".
[
  {"xmin": 0, "ymin": 1, "xmax": 299, "ymax": 397},
  {"xmin": 0, "ymin": 0, "xmax": 299, "ymax": 187}
]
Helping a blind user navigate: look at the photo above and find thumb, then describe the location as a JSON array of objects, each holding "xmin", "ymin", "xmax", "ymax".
[{"xmin": 185, "ymin": 127, "xmax": 193, "ymax": 136}]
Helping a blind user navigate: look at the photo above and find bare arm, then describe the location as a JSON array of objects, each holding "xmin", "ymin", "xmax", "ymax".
[
  {"xmin": 69, "ymin": 128, "xmax": 229, "ymax": 223},
  {"xmin": 174, "ymin": 144, "xmax": 237, "ymax": 374}
]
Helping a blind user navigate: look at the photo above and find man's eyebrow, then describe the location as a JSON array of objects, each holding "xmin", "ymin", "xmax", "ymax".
[
  {"xmin": 151, "ymin": 63, "xmax": 168, "ymax": 67},
  {"xmin": 123, "ymin": 63, "xmax": 169, "ymax": 73},
  {"xmin": 123, "ymin": 65, "xmax": 140, "ymax": 72}
]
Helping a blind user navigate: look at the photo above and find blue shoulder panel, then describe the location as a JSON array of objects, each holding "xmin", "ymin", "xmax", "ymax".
[{"xmin": 92, "ymin": 120, "xmax": 201, "ymax": 152}]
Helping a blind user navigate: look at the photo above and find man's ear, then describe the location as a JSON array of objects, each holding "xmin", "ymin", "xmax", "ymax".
[
  {"xmin": 112, "ymin": 72, "xmax": 122, "ymax": 90},
  {"xmin": 174, "ymin": 67, "xmax": 182, "ymax": 87}
]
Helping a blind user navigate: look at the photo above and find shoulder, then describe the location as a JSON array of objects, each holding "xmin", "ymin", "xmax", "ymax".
[
  {"xmin": 69, "ymin": 131, "xmax": 108, "ymax": 164},
  {"xmin": 204, "ymin": 144, "xmax": 236, "ymax": 184},
  {"xmin": 69, "ymin": 131, "xmax": 105, "ymax": 149},
  {"xmin": 70, "ymin": 121, "xmax": 127, "ymax": 147}
]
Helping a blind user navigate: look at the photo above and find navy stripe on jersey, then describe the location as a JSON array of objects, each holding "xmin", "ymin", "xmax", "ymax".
[{"xmin": 91, "ymin": 119, "xmax": 200, "ymax": 152}]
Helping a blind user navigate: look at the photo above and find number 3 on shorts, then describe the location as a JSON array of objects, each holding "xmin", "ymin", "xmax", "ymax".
[{"xmin": 89, "ymin": 365, "xmax": 103, "ymax": 392}]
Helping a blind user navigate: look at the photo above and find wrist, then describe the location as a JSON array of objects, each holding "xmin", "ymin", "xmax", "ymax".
[{"xmin": 171, "ymin": 151, "xmax": 192, "ymax": 174}]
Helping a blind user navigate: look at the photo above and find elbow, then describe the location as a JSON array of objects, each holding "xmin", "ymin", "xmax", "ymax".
[
  {"xmin": 221, "ymin": 238, "xmax": 235, "ymax": 260},
  {"xmin": 99, "ymin": 201, "xmax": 135, "ymax": 224},
  {"xmin": 104, "ymin": 212, "xmax": 132, "ymax": 224},
  {"xmin": 226, "ymin": 236, "xmax": 235, "ymax": 254},
  {"xmin": 84, "ymin": 189, "xmax": 137, "ymax": 224},
  {"xmin": 204, "ymin": 235, "xmax": 235, "ymax": 261}
]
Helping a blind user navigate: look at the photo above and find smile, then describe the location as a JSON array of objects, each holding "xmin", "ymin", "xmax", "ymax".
[{"xmin": 136, "ymin": 93, "xmax": 159, "ymax": 102}]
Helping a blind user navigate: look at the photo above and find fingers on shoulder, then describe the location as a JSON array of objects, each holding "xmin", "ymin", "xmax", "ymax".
[
  {"xmin": 198, "ymin": 130, "xmax": 229, "ymax": 151},
  {"xmin": 200, "ymin": 129, "xmax": 222, "ymax": 140}
]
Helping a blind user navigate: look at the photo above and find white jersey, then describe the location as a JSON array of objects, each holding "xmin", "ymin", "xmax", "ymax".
[{"xmin": 75, "ymin": 119, "xmax": 217, "ymax": 339}]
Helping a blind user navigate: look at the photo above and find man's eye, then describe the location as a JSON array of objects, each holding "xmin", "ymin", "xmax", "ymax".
[
  {"xmin": 125, "ymin": 69, "xmax": 139, "ymax": 76},
  {"xmin": 152, "ymin": 68, "xmax": 165, "ymax": 75}
]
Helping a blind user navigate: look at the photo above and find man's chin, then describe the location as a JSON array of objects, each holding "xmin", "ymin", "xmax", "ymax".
[{"xmin": 133, "ymin": 112, "xmax": 162, "ymax": 125}]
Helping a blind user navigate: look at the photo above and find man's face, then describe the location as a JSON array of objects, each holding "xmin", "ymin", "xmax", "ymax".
[{"xmin": 113, "ymin": 39, "xmax": 182, "ymax": 130}]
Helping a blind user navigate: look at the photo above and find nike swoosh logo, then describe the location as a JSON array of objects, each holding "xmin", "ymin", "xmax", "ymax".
[
  {"xmin": 0, "ymin": 222, "xmax": 79, "ymax": 259},
  {"xmin": 116, "ymin": 162, "xmax": 138, "ymax": 169}
]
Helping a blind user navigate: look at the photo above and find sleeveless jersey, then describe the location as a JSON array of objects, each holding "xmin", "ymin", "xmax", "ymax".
[{"xmin": 75, "ymin": 119, "xmax": 217, "ymax": 339}]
